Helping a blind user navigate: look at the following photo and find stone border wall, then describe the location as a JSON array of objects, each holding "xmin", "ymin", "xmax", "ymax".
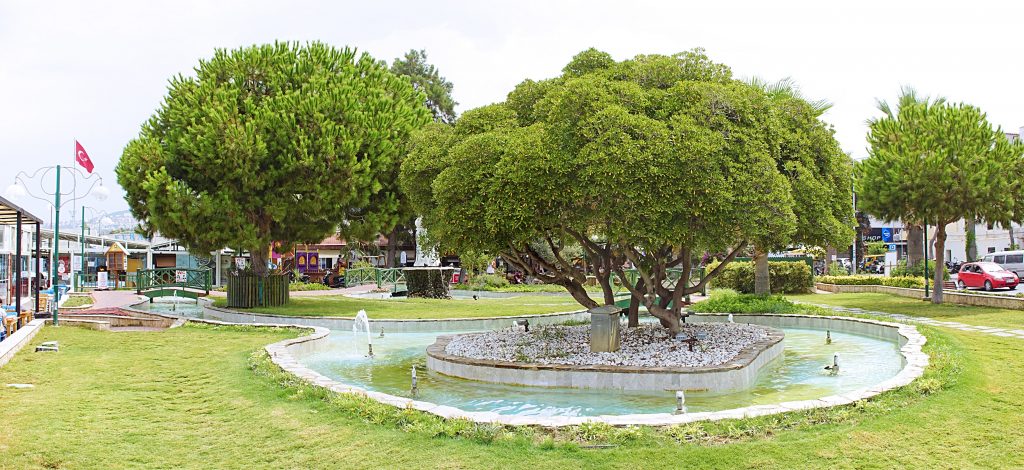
[
  {"xmin": 816, "ymin": 282, "xmax": 1024, "ymax": 309},
  {"xmin": 263, "ymin": 313, "xmax": 928, "ymax": 427},
  {"xmin": 0, "ymin": 319, "xmax": 46, "ymax": 368},
  {"xmin": 202, "ymin": 304, "xmax": 589, "ymax": 333},
  {"xmin": 425, "ymin": 328, "xmax": 785, "ymax": 392}
]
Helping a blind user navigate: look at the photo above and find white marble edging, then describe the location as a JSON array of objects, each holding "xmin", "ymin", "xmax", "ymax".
[
  {"xmin": 0, "ymin": 319, "xmax": 47, "ymax": 368},
  {"xmin": 263, "ymin": 313, "xmax": 930, "ymax": 428}
]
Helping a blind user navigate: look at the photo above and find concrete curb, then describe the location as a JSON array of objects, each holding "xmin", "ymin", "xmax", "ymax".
[
  {"xmin": 0, "ymin": 319, "xmax": 47, "ymax": 368},
  {"xmin": 262, "ymin": 313, "xmax": 929, "ymax": 427}
]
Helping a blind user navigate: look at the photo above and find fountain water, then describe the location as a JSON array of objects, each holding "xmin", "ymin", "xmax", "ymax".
[{"xmin": 353, "ymin": 310, "xmax": 373, "ymax": 357}]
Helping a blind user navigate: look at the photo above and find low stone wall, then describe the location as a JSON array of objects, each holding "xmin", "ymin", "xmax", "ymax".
[
  {"xmin": 426, "ymin": 328, "xmax": 785, "ymax": 392},
  {"xmin": 60, "ymin": 314, "xmax": 175, "ymax": 329},
  {"xmin": 0, "ymin": 319, "xmax": 46, "ymax": 367},
  {"xmin": 816, "ymin": 282, "xmax": 1024, "ymax": 310},
  {"xmin": 202, "ymin": 304, "xmax": 589, "ymax": 333},
  {"xmin": 264, "ymin": 313, "xmax": 928, "ymax": 427}
]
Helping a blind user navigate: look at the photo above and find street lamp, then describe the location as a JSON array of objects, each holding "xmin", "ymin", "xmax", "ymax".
[{"xmin": 6, "ymin": 165, "xmax": 108, "ymax": 325}]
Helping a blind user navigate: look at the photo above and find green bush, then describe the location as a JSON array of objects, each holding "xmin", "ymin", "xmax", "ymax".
[
  {"xmin": 816, "ymin": 275, "xmax": 925, "ymax": 289},
  {"xmin": 466, "ymin": 274, "xmax": 510, "ymax": 290},
  {"xmin": 827, "ymin": 262, "xmax": 850, "ymax": 276},
  {"xmin": 690, "ymin": 289, "xmax": 803, "ymax": 314},
  {"xmin": 289, "ymin": 281, "xmax": 332, "ymax": 291},
  {"xmin": 708, "ymin": 260, "xmax": 814, "ymax": 294},
  {"xmin": 890, "ymin": 260, "xmax": 949, "ymax": 280},
  {"xmin": 866, "ymin": 242, "xmax": 888, "ymax": 255}
]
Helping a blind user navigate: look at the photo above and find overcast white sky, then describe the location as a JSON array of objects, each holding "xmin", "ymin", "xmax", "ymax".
[{"xmin": 1, "ymin": 0, "xmax": 1021, "ymax": 221}]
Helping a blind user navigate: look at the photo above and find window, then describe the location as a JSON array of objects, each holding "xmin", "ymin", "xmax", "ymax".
[
  {"xmin": 319, "ymin": 257, "xmax": 334, "ymax": 270},
  {"xmin": 1008, "ymin": 254, "xmax": 1024, "ymax": 264},
  {"xmin": 995, "ymin": 255, "xmax": 1006, "ymax": 264},
  {"xmin": 988, "ymin": 247, "xmax": 997, "ymax": 253}
]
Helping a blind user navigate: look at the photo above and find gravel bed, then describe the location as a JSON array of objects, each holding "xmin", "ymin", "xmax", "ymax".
[{"xmin": 444, "ymin": 323, "xmax": 771, "ymax": 368}]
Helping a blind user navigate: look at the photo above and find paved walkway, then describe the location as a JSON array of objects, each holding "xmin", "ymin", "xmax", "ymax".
[
  {"xmin": 85, "ymin": 290, "xmax": 143, "ymax": 310},
  {"xmin": 801, "ymin": 302, "xmax": 1024, "ymax": 341}
]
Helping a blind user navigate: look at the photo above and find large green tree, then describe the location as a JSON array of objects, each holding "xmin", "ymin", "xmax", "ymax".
[
  {"xmin": 348, "ymin": 49, "xmax": 458, "ymax": 267},
  {"xmin": 860, "ymin": 89, "xmax": 1024, "ymax": 302},
  {"xmin": 403, "ymin": 49, "xmax": 850, "ymax": 334},
  {"xmin": 118, "ymin": 42, "xmax": 430, "ymax": 278},
  {"xmin": 746, "ymin": 78, "xmax": 855, "ymax": 294}
]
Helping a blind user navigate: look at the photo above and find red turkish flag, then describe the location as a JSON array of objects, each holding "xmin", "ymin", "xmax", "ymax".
[{"xmin": 75, "ymin": 140, "xmax": 94, "ymax": 173}]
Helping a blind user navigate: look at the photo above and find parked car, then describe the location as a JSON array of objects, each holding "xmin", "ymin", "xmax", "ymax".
[
  {"xmin": 956, "ymin": 262, "xmax": 1020, "ymax": 291},
  {"xmin": 981, "ymin": 250, "xmax": 1024, "ymax": 278}
]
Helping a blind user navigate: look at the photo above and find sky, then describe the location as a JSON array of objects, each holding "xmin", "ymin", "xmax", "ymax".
[{"xmin": 1, "ymin": 0, "xmax": 1022, "ymax": 223}]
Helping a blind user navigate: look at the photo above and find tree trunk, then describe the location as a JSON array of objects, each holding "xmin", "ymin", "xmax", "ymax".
[
  {"xmin": 627, "ymin": 278, "xmax": 644, "ymax": 328},
  {"xmin": 386, "ymin": 227, "xmax": 399, "ymax": 268},
  {"xmin": 932, "ymin": 225, "xmax": 947, "ymax": 304},
  {"xmin": 564, "ymin": 281, "xmax": 599, "ymax": 310},
  {"xmin": 1010, "ymin": 225, "xmax": 1017, "ymax": 250},
  {"xmin": 905, "ymin": 224, "xmax": 923, "ymax": 267},
  {"xmin": 648, "ymin": 305, "xmax": 681, "ymax": 336},
  {"xmin": 753, "ymin": 248, "xmax": 770, "ymax": 295},
  {"xmin": 250, "ymin": 244, "xmax": 269, "ymax": 277},
  {"xmin": 965, "ymin": 217, "xmax": 977, "ymax": 262}
]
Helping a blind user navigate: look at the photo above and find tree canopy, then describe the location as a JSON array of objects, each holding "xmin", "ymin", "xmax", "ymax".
[
  {"xmin": 859, "ymin": 88, "xmax": 1024, "ymax": 302},
  {"xmin": 344, "ymin": 49, "xmax": 458, "ymax": 267},
  {"xmin": 403, "ymin": 48, "xmax": 853, "ymax": 333},
  {"xmin": 118, "ymin": 42, "xmax": 430, "ymax": 275}
]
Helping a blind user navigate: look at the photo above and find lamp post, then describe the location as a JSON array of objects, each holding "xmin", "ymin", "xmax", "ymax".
[{"xmin": 6, "ymin": 165, "xmax": 109, "ymax": 325}]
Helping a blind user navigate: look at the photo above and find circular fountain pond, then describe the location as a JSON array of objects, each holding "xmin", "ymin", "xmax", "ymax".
[{"xmin": 294, "ymin": 316, "xmax": 914, "ymax": 418}]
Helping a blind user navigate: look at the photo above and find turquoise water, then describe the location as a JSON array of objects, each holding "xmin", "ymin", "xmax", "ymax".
[
  {"xmin": 297, "ymin": 324, "xmax": 904, "ymax": 417},
  {"xmin": 130, "ymin": 299, "xmax": 206, "ymax": 318}
]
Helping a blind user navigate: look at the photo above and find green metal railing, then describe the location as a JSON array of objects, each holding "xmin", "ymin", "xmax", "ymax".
[
  {"xmin": 75, "ymin": 272, "xmax": 139, "ymax": 289},
  {"xmin": 345, "ymin": 268, "xmax": 378, "ymax": 288},
  {"xmin": 344, "ymin": 267, "xmax": 407, "ymax": 293},
  {"xmin": 136, "ymin": 268, "xmax": 212, "ymax": 295}
]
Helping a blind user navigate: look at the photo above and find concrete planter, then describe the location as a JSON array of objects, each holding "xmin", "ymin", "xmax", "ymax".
[{"xmin": 426, "ymin": 327, "xmax": 785, "ymax": 392}]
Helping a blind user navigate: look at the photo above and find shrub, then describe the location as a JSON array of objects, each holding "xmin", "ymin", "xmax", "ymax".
[
  {"xmin": 708, "ymin": 260, "xmax": 814, "ymax": 294},
  {"xmin": 816, "ymin": 275, "xmax": 925, "ymax": 288},
  {"xmin": 466, "ymin": 273, "xmax": 510, "ymax": 290},
  {"xmin": 890, "ymin": 260, "xmax": 949, "ymax": 280},
  {"xmin": 404, "ymin": 268, "xmax": 452, "ymax": 298},
  {"xmin": 690, "ymin": 288, "xmax": 803, "ymax": 314},
  {"xmin": 827, "ymin": 262, "xmax": 850, "ymax": 276}
]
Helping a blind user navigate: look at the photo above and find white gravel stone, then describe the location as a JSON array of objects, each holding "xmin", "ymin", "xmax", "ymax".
[{"xmin": 444, "ymin": 323, "xmax": 770, "ymax": 368}]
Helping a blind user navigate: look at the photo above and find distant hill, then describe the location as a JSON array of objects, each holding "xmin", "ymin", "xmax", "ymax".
[{"xmin": 56, "ymin": 209, "xmax": 139, "ymax": 235}]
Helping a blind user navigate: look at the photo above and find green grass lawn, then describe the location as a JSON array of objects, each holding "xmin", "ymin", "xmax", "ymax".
[
  {"xmin": 2, "ymin": 296, "xmax": 1024, "ymax": 468},
  {"xmin": 60, "ymin": 295, "xmax": 93, "ymax": 308},
  {"xmin": 790, "ymin": 292, "xmax": 1024, "ymax": 329},
  {"xmin": 211, "ymin": 295, "xmax": 584, "ymax": 319}
]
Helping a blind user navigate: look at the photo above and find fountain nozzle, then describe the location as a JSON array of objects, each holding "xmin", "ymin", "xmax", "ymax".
[
  {"xmin": 675, "ymin": 390, "xmax": 687, "ymax": 414},
  {"xmin": 826, "ymin": 330, "xmax": 832, "ymax": 345},
  {"xmin": 411, "ymin": 365, "xmax": 418, "ymax": 397}
]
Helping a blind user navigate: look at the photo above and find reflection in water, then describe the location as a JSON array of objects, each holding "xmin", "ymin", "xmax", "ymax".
[{"xmin": 298, "ymin": 325, "xmax": 903, "ymax": 417}]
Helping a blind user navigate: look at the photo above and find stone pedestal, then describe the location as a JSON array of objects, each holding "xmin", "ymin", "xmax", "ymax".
[{"xmin": 589, "ymin": 305, "xmax": 622, "ymax": 352}]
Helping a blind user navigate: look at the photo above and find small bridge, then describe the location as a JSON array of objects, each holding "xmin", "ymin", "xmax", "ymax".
[
  {"xmin": 345, "ymin": 267, "xmax": 406, "ymax": 293},
  {"xmin": 136, "ymin": 268, "xmax": 212, "ymax": 301}
]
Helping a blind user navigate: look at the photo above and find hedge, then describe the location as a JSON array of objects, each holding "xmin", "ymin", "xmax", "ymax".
[
  {"xmin": 816, "ymin": 275, "xmax": 926, "ymax": 289},
  {"xmin": 707, "ymin": 260, "xmax": 814, "ymax": 294}
]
